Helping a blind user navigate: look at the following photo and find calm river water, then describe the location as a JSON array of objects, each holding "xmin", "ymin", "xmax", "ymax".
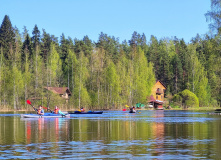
[{"xmin": 0, "ymin": 110, "xmax": 220, "ymax": 159}]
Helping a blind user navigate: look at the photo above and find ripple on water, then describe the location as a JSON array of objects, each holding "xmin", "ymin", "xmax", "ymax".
[{"xmin": 0, "ymin": 138, "xmax": 216, "ymax": 159}]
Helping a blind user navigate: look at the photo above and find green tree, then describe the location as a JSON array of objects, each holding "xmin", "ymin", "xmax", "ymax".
[
  {"xmin": 74, "ymin": 51, "xmax": 91, "ymax": 107},
  {"xmin": 133, "ymin": 47, "xmax": 155, "ymax": 103},
  {"xmin": 21, "ymin": 33, "xmax": 33, "ymax": 66},
  {"xmin": 31, "ymin": 25, "xmax": 41, "ymax": 49},
  {"xmin": 104, "ymin": 60, "xmax": 120, "ymax": 108},
  {"xmin": 23, "ymin": 48, "xmax": 32, "ymax": 109},
  {"xmin": 116, "ymin": 49, "xmax": 130, "ymax": 105},
  {"xmin": 65, "ymin": 48, "xmax": 78, "ymax": 108},
  {"xmin": 205, "ymin": 0, "xmax": 221, "ymax": 33},
  {"xmin": 188, "ymin": 44, "xmax": 210, "ymax": 106},
  {"xmin": 41, "ymin": 29, "xmax": 52, "ymax": 62},
  {"xmin": 173, "ymin": 89, "xmax": 199, "ymax": 108},
  {"xmin": 48, "ymin": 43, "xmax": 62, "ymax": 86},
  {"xmin": 0, "ymin": 15, "xmax": 16, "ymax": 59},
  {"xmin": 147, "ymin": 35, "xmax": 160, "ymax": 78}
]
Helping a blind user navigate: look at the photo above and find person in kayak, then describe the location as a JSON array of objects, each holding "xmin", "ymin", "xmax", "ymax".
[
  {"xmin": 129, "ymin": 106, "xmax": 136, "ymax": 113},
  {"xmin": 53, "ymin": 106, "xmax": 65, "ymax": 116},
  {"xmin": 80, "ymin": 107, "xmax": 85, "ymax": 112},
  {"xmin": 132, "ymin": 106, "xmax": 136, "ymax": 112},
  {"xmin": 37, "ymin": 105, "xmax": 44, "ymax": 115}
]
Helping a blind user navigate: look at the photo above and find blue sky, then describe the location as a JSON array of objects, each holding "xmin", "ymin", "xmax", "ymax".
[{"xmin": 0, "ymin": 0, "xmax": 211, "ymax": 43}]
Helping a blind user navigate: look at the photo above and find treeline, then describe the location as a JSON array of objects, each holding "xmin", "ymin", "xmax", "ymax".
[{"xmin": 0, "ymin": 15, "xmax": 220, "ymax": 110}]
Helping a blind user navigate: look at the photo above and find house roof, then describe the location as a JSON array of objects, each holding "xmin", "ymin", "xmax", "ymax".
[
  {"xmin": 156, "ymin": 80, "xmax": 167, "ymax": 89},
  {"xmin": 44, "ymin": 87, "xmax": 72, "ymax": 95}
]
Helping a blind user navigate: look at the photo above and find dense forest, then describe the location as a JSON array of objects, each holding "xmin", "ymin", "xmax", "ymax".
[{"xmin": 0, "ymin": 1, "xmax": 220, "ymax": 110}]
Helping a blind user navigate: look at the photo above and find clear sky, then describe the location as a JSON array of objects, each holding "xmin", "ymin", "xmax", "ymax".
[{"xmin": 0, "ymin": 0, "xmax": 211, "ymax": 43}]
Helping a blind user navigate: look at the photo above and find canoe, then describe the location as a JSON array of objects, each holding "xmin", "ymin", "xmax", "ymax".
[
  {"xmin": 129, "ymin": 110, "xmax": 136, "ymax": 113},
  {"xmin": 21, "ymin": 113, "xmax": 70, "ymax": 118},
  {"xmin": 68, "ymin": 111, "xmax": 103, "ymax": 114}
]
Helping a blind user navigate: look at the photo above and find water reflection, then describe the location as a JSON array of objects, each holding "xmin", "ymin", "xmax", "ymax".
[
  {"xmin": 0, "ymin": 111, "xmax": 220, "ymax": 159},
  {"xmin": 152, "ymin": 110, "xmax": 165, "ymax": 156}
]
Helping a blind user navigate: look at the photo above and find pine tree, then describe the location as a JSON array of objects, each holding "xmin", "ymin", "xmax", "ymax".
[
  {"xmin": 148, "ymin": 35, "xmax": 160, "ymax": 78},
  {"xmin": 21, "ymin": 34, "xmax": 33, "ymax": 66},
  {"xmin": 31, "ymin": 25, "xmax": 41, "ymax": 49},
  {"xmin": 0, "ymin": 15, "xmax": 16, "ymax": 59},
  {"xmin": 41, "ymin": 29, "xmax": 52, "ymax": 62}
]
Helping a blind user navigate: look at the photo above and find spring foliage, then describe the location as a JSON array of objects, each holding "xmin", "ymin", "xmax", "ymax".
[
  {"xmin": 0, "ymin": 12, "xmax": 220, "ymax": 109},
  {"xmin": 173, "ymin": 89, "xmax": 199, "ymax": 108}
]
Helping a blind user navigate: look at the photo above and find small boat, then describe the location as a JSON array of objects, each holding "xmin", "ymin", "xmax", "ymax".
[
  {"xmin": 208, "ymin": 109, "xmax": 221, "ymax": 115},
  {"xmin": 215, "ymin": 109, "xmax": 221, "ymax": 113},
  {"xmin": 68, "ymin": 111, "xmax": 103, "ymax": 114},
  {"xmin": 21, "ymin": 113, "xmax": 70, "ymax": 118}
]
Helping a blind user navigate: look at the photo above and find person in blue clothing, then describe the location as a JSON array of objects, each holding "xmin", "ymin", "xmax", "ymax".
[{"xmin": 37, "ymin": 106, "xmax": 44, "ymax": 115}]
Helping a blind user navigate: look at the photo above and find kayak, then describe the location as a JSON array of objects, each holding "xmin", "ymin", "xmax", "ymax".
[
  {"xmin": 129, "ymin": 110, "xmax": 136, "ymax": 113},
  {"xmin": 68, "ymin": 111, "xmax": 103, "ymax": 114},
  {"xmin": 21, "ymin": 113, "xmax": 70, "ymax": 118},
  {"xmin": 215, "ymin": 109, "xmax": 221, "ymax": 113}
]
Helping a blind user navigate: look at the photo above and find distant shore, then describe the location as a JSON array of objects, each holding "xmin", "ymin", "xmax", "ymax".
[{"xmin": 0, "ymin": 106, "xmax": 219, "ymax": 112}]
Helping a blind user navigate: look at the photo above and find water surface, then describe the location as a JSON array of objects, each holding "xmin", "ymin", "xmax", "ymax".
[{"xmin": 0, "ymin": 110, "xmax": 220, "ymax": 159}]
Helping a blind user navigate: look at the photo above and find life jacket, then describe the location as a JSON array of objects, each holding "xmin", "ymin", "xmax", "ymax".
[
  {"xmin": 54, "ymin": 108, "xmax": 59, "ymax": 114},
  {"xmin": 38, "ymin": 109, "xmax": 42, "ymax": 114},
  {"xmin": 81, "ymin": 108, "xmax": 85, "ymax": 112}
]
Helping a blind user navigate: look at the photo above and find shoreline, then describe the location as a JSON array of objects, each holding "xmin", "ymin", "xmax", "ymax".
[{"xmin": 0, "ymin": 107, "xmax": 218, "ymax": 112}]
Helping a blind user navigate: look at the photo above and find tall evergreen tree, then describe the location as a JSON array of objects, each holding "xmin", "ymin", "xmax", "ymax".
[
  {"xmin": 31, "ymin": 25, "xmax": 41, "ymax": 49},
  {"xmin": 21, "ymin": 34, "xmax": 33, "ymax": 66},
  {"xmin": 0, "ymin": 15, "xmax": 16, "ymax": 59},
  {"xmin": 41, "ymin": 29, "xmax": 52, "ymax": 62},
  {"xmin": 148, "ymin": 35, "xmax": 160, "ymax": 78}
]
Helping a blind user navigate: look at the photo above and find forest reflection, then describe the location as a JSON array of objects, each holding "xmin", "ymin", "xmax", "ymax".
[{"xmin": 0, "ymin": 111, "xmax": 220, "ymax": 159}]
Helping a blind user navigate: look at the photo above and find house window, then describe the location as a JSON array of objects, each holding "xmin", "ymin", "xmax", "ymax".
[
  {"xmin": 157, "ymin": 88, "xmax": 160, "ymax": 92},
  {"xmin": 156, "ymin": 95, "xmax": 158, "ymax": 100}
]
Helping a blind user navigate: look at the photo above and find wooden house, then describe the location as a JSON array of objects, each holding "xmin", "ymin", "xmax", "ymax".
[
  {"xmin": 148, "ymin": 80, "xmax": 166, "ymax": 110},
  {"xmin": 44, "ymin": 87, "xmax": 72, "ymax": 102},
  {"xmin": 152, "ymin": 80, "xmax": 166, "ymax": 101}
]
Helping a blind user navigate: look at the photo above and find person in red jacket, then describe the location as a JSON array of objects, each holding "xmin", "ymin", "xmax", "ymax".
[
  {"xmin": 80, "ymin": 107, "xmax": 85, "ymax": 112},
  {"xmin": 53, "ymin": 106, "xmax": 65, "ymax": 116},
  {"xmin": 54, "ymin": 106, "xmax": 59, "ymax": 114}
]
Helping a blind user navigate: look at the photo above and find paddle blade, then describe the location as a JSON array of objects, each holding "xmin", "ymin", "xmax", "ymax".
[{"xmin": 26, "ymin": 100, "xmax": 31, "ymax": 105}]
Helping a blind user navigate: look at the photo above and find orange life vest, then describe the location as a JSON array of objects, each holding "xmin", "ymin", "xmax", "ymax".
[
  {"xmin": 54, "ymin": 108, "xmax": 59, "ymax": 114},
  {"xmin": 38, "ymin": 109, "xmax": 42, "ymax": 114}
]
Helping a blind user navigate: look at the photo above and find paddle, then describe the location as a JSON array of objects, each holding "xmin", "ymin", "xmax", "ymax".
[
  {"xmin": 26, "ymin": 100, "xmax": 38, "ymax": 112},
  {"xmin": 44, "ymin": 106, "xmax": 53, "ymax": 113},
  {"xmin": 26, "ymin": 100, "xmax": 53, "ymax": 113}
]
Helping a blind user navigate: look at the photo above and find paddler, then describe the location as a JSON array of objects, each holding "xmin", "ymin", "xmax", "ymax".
[
  {"xmin": 53, "ymin": 106, "xmax": 65, "ymax": 116},
  {"xmin": 80, "ymin": 107, "xmax": 85, "ymax": 112},
  {"xmin": 132, "ymin": 106, "xmax": 136, "ymax": 112},
  {"xmin": 37, "ymin": 105, "xmax": 44, "ymax": 115}
]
